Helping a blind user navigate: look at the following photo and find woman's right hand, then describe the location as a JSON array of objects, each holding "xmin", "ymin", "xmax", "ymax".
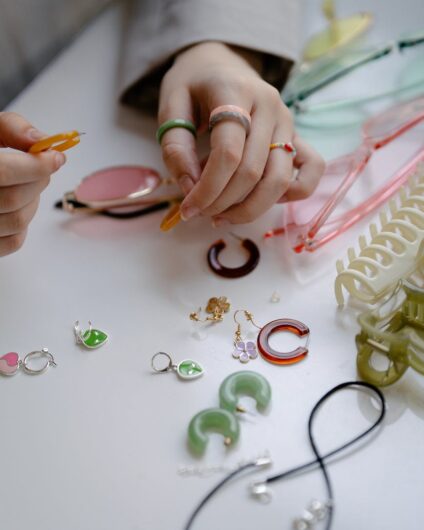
[{"xmin": 0, "ymin": 112, "xmax": 65, "ymax": 257}]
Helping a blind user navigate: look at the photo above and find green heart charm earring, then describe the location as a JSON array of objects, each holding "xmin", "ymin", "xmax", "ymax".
[{"xmin": 74, "ymin": 321, "xmax": 108, "ymax": 349}]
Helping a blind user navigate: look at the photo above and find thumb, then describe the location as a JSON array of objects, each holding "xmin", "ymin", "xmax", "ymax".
[{"xmin": 0, "ymin": 112, "xmax": 46, "ymax": 151}]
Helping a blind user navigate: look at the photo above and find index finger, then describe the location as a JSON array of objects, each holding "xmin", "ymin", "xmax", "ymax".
[{"xmin": 0, "ymin": 112, "xmax": 45, "ymax": 151}]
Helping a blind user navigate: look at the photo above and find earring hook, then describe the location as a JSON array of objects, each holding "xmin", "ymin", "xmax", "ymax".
[
  {"xmin": 233, "ymin": 309, "xmax": 261, "ymax": 329},
  {"xmin": 151, "ymin": 351, "xmax": 176, "ymax": 373}
]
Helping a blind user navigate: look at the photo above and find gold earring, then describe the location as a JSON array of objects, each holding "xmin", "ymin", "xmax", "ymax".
[
  {"xmin": 231, "ymin": 310, "xmax": 262, "ymax": 364},
  {"xmin": 190, "ymin": 297, "xmax": 231, "ymax": 323}
]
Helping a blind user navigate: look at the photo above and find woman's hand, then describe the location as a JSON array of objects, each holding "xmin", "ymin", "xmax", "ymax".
[
  {"xmin": 158, "ymin": 41, "xmax": 325, "ymax": 226},
  {"xmin": 0, "ymin": 112, "xmax": 65, "ymax": 257}
]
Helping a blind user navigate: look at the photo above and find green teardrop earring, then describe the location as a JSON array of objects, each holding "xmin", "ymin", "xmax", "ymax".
[
  {"xmin": 74, "ymin": 321, "xmax": 108, "ymax": 349},
  {"xmin": 151, "ymin": 351, "xmax": 204, "ymax": 380}
]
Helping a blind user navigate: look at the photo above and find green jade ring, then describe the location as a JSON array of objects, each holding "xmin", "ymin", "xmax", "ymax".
[{"xmin": 156, "ymin": 119, "xmax": 197, "ymax": 145}]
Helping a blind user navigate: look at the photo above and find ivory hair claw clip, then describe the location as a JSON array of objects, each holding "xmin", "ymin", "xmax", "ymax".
[
  {"xmin": 335, "ymin": 164, "xmax": 424, "ymax": 306},
  {"xmin": 356, "ymin": 280, "xmax": 424, "ymax": 386}
]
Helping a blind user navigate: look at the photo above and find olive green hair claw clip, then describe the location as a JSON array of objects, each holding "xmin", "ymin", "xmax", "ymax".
[
  {"xmin": 219, "ymin": 371, "xmax": 272, "ymax": 414},
  {"xmin": 187, "ymin": 408, "xmax": 240, "ymax": 456},
  {"xmin": 356, "ymin": 280, "xmax": 424, "ymax": 386}
]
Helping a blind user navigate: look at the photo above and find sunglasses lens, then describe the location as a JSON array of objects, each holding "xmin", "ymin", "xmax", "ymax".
[
  {"xmin": 285, "ymin": 124, "xmax": 424, "ymax": 251},
  {"xmin": 75, "ymin": 166, "xmax": 160, "ymax": 202}
]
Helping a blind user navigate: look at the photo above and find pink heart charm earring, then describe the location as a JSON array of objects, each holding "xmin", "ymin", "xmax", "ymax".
[
  {"xmin": 0, "ymin": 352, "xmax": 20, "ymax": 376},
  {"xmin": 0, "ymin": 348, "xmax": 57, "ymax": 376}
]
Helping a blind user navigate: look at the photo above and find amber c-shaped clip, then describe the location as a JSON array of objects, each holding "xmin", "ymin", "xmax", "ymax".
[
  {"xmin": 207, "ymin": 233, "xmax": 260, "ymax": 278},
  {"xmin": 29, "ymin": 130, "xmax": 83, "ymax": 154}
]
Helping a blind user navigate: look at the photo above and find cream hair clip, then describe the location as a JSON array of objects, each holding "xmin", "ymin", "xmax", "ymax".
[{"xmin": 335, "ymin": 163, "xmax": 424, "ymax": 306}]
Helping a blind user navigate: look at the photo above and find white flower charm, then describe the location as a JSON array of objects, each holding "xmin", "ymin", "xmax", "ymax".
[{"xmin": 232, "ymin": 341, "xmax": 258, "ymax": 363}]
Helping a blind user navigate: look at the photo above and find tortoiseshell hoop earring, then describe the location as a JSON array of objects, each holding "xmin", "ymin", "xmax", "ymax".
[
  {"xmin": 257, "ymin": 318, "xmax": 310, "ymax": 365},
  {"xmin": 207, "ymin": 234, "xmax": 260, "ymax": 279}
]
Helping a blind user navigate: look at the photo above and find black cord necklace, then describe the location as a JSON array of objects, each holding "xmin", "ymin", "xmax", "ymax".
[{"xmin": 184, "ymin": 381, "xmax": 386, "ymax": 530}]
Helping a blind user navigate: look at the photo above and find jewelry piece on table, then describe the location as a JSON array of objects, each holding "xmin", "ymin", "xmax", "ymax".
[
  {"xmin": 151, "ymin": 351, "xmax": 204, "ymax": 380},
  {"xmin": 292, "ymin": 500, "xmax": 331, "ymax": 530},
  {"xmin": 270, "ymin": 291, "xmax": 281, "ymax": 303},
  {"xmin": 190, "ymin": 296, "xmax": 231, "ymax": 323},
  {"xmin": 257, "ymin": 318, "xmax": 310, "ymax": 365},
  {"xmin": 231, "ymin": 310, "xmax": 261, "ymax": 363},
  {"xmin": 74, "ymin": 321, "xmax": 108, "ymax": 349},
  {"xmin": 207, "ymin": 233, "xmax": 260, "ymax": 279},
  {"xmin": 188, "ymin": 407, "xmax": 240, "ymax": 455},
  {"xmin": 219, "ymin": 371, "xmax": 272, "ymax": 414},
  {"xmin": 0, "ymin": 348, "xmax": 57, "ymax": 376}
]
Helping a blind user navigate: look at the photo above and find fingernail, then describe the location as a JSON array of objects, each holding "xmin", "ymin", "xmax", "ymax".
[
  {"xmin": 27, "ymin": 128, "xmax": 46, "ymax": 141},
  {"xmin": 212, "ymin": 217, "xmax": 230, "ymax": 228},
  {"xmin": 180, "ymin": 205, "xmax": 200, "ymax": 221},
  {"xmin": 179, "ymin": 175, "xmax": 194, "ymax": 195},
  {"xmin": 54, "ymin": 152, "xmax": 66, "ymax": 169}
]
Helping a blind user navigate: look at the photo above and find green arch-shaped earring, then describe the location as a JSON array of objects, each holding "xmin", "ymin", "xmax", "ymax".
[
  {"xmin": 188, "ymin": 408, "xmax": 240, "ymax": 455},
  {"xmin": 219, "ymin": 371, "xmax": 272, "ymax": 414}
]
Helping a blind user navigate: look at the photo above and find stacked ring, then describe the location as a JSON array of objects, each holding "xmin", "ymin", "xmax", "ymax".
[
  {"xmin": 269, "ymin": 142, "xmax": 297, "ymax": 158},
  {"xmin": 209, "ymin": 105, "xmax": 251, "ymax": 135},
  {"xmin": 156, "ymin": 119, "xmax": 197, "ymax": 145}
]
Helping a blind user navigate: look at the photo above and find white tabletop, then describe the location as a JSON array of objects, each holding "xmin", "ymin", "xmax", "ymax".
[{"xmin": 1, "ymin": 2, "xmax": 423, "ymax": 529}]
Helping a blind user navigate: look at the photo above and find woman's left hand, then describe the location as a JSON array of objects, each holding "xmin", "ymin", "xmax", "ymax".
[{"xmin": 158, "ymin": 41, "xmax": 325, "ymax": 226}]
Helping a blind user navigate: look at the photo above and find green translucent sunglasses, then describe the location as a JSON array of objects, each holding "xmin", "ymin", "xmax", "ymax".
[{"xmin": 283, "ymin": 28, "xmax": 424, "ymax": 114}]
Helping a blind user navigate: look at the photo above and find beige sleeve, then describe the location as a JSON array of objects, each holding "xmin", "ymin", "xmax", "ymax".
[{"xmin": 119, "ymin": 0, "xmax": 301, "ymax": 113}]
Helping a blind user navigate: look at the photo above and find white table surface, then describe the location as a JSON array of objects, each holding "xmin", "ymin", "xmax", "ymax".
[{"xmin": 1, "ymin": 2, "xmax": 424, "ymax": 529}]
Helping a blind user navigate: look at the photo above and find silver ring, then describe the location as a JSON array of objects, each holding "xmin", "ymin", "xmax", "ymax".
[
  {"xmin": 22, "ymin": 348, "xmax": 57, "ymax": 375},
  {"xmin": 151, "ymin": 352, "xmax": 175, "ymax": 373},
  {"xmin": 208, "ymin": 111, "xmax": 251, "ymax": 135}
]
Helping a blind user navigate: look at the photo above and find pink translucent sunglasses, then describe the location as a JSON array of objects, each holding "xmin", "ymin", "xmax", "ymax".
[
  {"xmin": 266, "ymin": 95, "xmax": 424, "ymax": 252},
  {"xmin": 56, "ymin": 165, "xmax": 182, "ymax": 219}
]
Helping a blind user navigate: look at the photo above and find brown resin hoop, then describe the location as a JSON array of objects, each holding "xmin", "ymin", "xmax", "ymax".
[
  {"xmin": 207, "ymin": 236, "xmax": 260, "ymax": 279},
  {"xmin": 257, "ymin": 318, "xmax": 310, "ymax": 365}
]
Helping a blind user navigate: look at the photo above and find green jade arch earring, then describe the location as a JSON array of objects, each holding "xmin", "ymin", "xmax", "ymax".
[
  {"xmin": 188, "ymin": 408, "xmax": 240, "ymax": 455},
  {"xmin": 219, "ymin": 371, "xmax": 272, "ymax": 414}
]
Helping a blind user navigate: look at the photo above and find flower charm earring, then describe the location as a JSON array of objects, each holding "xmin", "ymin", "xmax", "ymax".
[
  {"xmin": 231, "ymin": 310, "xmax": 261, "ymax": 363},
  {"xmin": 232, "ymin": 342, "xmax": 258, "ymax": 364},
  {"xmin": 74, "ymin": 321, "xmax": 108, "ymax": 349},
  {"xmin": 190, "ymin": 296, "xmax": 231, "ymax": 323}
]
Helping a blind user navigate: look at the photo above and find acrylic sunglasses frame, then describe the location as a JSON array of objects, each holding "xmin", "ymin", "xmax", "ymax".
[
  {"xmin": 60, "ymin": 165, "xmax": 182, "ymax": 213},
  {"xmin": 283, "ymin": 29, "xmax": 424, "ymax": 108},
  {"xmin": 280, "ymin": 97, "xmax": 424, "ymax": 253}
]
